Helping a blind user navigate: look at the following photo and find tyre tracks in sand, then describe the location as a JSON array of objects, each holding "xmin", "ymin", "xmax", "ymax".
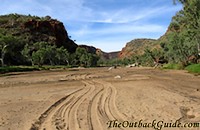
[{"xmin": 30, "ymin": 79, "xmax": 126, "ymax": 130}]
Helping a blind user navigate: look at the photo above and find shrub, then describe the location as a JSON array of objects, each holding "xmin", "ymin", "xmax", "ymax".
[{"xmin": 185, "ymin": 64, "xmax": 200, "ymax": 74}]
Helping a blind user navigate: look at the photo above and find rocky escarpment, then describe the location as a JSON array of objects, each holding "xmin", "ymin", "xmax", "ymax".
[
  {"xmin": 78, "ymin": 45, "xmax": 97, "ymax": 54},
  {"xmin": 0, "ymin": 14, "xmax": 78, "ymax": 53},
  {"xmin": 118, "ymin": 12, "xmax": 183, "ymax": 60},
  {"xmin": 23, "ymin": 19, "xmax": 77, "ymax": 53},
  {"xmin": 118, "ymin": 39, "xmax": 158, "ymax": 59},
  {"xmin": 78, "ymin": 45, "xmax": 119, "ymax": 60},
  {"xmin": 96, "ymin": 49, "xmax": 119, "ymax": 60}
]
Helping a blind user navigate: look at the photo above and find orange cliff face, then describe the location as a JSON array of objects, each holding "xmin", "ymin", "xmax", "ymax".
[
  {"xmin": 23, "ymin": 19, "xmax": 78, "ymax": 52},
  {"xmin": 118, "ymin": 46, "xmax": 133, "ymax": 59},
  {"xmin": 118, "ymin": 19, "xmax": 183, "ymax": 60},
  {"xmin": 118, "ymin": 39, "xmax": 158, "ymax": 59}
]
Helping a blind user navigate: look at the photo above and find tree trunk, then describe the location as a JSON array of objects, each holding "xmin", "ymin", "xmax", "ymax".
[
  {"xmin": 31, "ymin": 59, "xmax": 34, "ymax": 66},
  {"xmin": 66, "ymin": 60, "xmax": 69, "ymax": 66},
  {"xmin": 0, "ymin": 58, "xmax": 3, "ymax": 67},
  {"xmin": 0, "ymin": 52, "xmax": 5, "ymax": 67}
]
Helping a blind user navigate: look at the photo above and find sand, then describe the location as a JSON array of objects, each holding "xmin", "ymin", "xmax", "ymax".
[{"xmin": 0, "ymin": 67, "xmax": 199, "ymax": 130}]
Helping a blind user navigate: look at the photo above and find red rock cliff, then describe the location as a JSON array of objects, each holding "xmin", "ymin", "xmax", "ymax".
[{"xmin": 23, "ymin": 19, "xmax": 77, "ymax": 52}]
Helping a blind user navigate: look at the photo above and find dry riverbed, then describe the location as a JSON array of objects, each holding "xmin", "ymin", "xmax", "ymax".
[{"xmin": 0, "ymin": 67, "xmax": 200, "ymax": 130}]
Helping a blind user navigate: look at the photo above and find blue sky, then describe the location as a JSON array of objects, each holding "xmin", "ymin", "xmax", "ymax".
[{"xmin": 0, "ymin": 0, "xmax": 182, "ymax": 52}]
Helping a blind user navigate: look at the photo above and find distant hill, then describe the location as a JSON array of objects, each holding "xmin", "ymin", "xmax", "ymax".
[
  {"xmin": 118, "ymin": 3, "xmax": 200, "ymax": 66},
  {"xmin": 118, "ymin": 39, "xmax": 158, "ymax": 59},
  {"xmin": 96, "ymin": 49, "xmax": 119, "ymax": 60},
  {"xmin": 78, "ymin": 45, "xmax": 119, "ymax": 60}
]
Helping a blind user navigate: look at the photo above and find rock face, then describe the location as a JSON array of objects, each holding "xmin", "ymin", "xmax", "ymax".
[
  {"xmin": 23, "ymin": 19, "xmax": 78, "ymax": 52},
  {"xmin": 118, "ymin": 18, "xmax": 181, "ymax": 59},
  {"xmin": 96, "ymin": 49, "xmax": 119, "ymax": 60},
  {"xmin": 0, "ymin": 14, "xmax": 78, "ymax": 53},
  {"xmin": 78, "ymin": 45, "xmax": 97, "ymax": 54},
  {"xmin": 78, "ymin": 45, "xmax": 119, "ymax": 60},
  {"xmin": 118, "ymin": 39, "xmax": 158, "ymax": 59}
]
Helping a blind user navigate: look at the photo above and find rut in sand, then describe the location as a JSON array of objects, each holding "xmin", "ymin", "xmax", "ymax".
[{"xmin": 30, "ymin": 79, "xmax": 125, "ymax": 130}]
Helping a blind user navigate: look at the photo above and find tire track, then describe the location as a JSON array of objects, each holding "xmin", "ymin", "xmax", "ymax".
[
  {"xmin": 95, "ymin": 80, "xmax": 126, "ymax": 121},
  {"xmin": 41, "ymin": 87, "xmax": 90, "ymax": 130},
  {"xmin": 67, "ymin": 81, "xmax": 95, "ymax": 130},
  {"xmin": 51, "ymin": 82, "xmax": 95, "ymax": 130},
  {"xmin": 95, "ymin": 80, "xmax": 126, "ymax": 130},
  {"xmin": 53, "ymin": 87, "xmax": 91, "ymax": 130},
  {"xmin": 86, "ymin": 81, "xmax": 104, "ymax": 130},
  {"xmin": 30, "ymin": 79, "xmax": 126, "ymax": 130},
  {"xmin": 30, "ymin": 87, "xmax": 84, "ymax": 130}
]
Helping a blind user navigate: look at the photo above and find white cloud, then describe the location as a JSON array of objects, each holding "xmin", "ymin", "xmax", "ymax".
[
  {"xmin": 0, "ymin": 0, "xmax": 182, "ymax": 52},
  {"xmin": 0, "ymin": 0, "xmax": 92, "ymax": 21},
  {"xmin": 85, "ymin": 7, "xmax": 164, "ymax": 24},
  {"xmin": 0, "ymin": 0, "xmax": 181, "ymax": 23},
  {"xmin": 71, "ymin": 23, "xmax": 166, "ymax": 38},
  {"xmin": 61, "ymin": 1, "xmax": 182, "ymax": 24}
]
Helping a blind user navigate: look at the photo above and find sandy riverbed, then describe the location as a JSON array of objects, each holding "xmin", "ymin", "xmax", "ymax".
[{"xmin": 0, "ymin": 67, "xmax": 200, "ymax": 130}]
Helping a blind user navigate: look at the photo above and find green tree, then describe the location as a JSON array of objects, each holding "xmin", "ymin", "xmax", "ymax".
[
  {"xmin": 166, "ymin": 31, "xmax": 198, "ymax": 65},
  {"xmin": 0, "ymin": 35, "xmax": 24, "ymax": 66},
  {"xmin": 23, "ymin": 42, "xmax": 70, "ymax": 66},
  {"xmin": 56, "ymin": 47, "xmax": 69, "ymax": 65},
  {"xmin": 163, "ymin": 0, "xmax": 200, "ymax": 65},
  {"xmin": 45, "ymin": 45, "xmax": 57, "ymax": 65},
  {"xmin": 22, "ymin": 42, "xmax": 49, "ymax": 66},
  {"xmin": 73, "ymin": 47, "xmax": 99, "ymax": 67},
  {"xmin": 87, "ymin": 53, "xmax": 99, "ymax": 67},
  {"xmin": 75, "ymin": 47, "xmax": 88, "ymax": 66},
  {"xmin": 21, "ymin": 44, "xmax": 33, "ymax": 65},
  {"xmin": 32, "ymin": 48, "xmax": 46, "ymax": 67}
]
